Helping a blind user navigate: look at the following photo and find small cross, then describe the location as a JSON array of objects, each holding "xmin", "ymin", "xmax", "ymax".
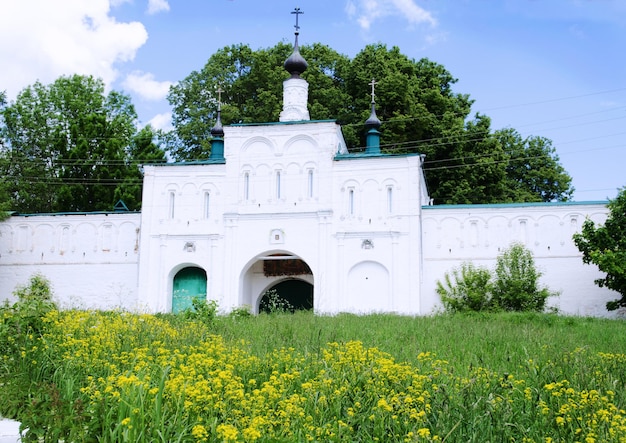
[
  {"xmin": 369, "ymin": 78, "xmax": 378, "ymax": 102},
  {"xmin": 291, "ymin": 7, "xmax": 303, "ymax": 32},
  {"xmin": 216, "ymin": 86, "xmax": 224, "ymax": 111}
]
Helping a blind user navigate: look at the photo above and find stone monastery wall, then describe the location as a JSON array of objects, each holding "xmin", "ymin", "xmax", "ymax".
[
  {"xmin": 420, "ymin": 202, "xmax": 619, "ymax": 317},
  {"xmin": 0, "ymin": 213, "xmax": 141, "ymax": 309},
  {"xmin": 0, "ymin": 201, "xmax": 621, "ymax": 317}
]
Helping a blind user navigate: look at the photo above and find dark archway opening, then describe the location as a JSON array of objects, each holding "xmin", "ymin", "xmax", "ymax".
[{"xmin": 259, "ymin": 279, "xmax": 313, "ymax": 313}]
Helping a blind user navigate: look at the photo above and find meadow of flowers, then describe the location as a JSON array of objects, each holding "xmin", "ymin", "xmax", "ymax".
[{"xmin": 1, "ymin": 306, "xmax": 625, "ymax": 442}]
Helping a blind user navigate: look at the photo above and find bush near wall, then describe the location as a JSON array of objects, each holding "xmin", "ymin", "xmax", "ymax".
[{"xmin": 436, "ymin": 243, "xmax": 557, "ymax": 313}]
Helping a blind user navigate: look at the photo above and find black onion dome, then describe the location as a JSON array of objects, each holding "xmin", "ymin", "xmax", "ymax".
[
  {"xmin": 365, "ymin": 102, "xmax": 381, "ymax": 128},
  {"xmin": 210, "ymin": 109, "xmax": 224, "ymax": 137},
  {"xmin": 284, "ymin": 33, "xmax": 308, "ymax": 77}
]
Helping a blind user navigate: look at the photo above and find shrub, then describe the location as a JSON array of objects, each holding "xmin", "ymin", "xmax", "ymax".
[
  {"xmin": 182, "ymin": 297, "xmax": 218, "ymax": 325},
  {"xmin": 4, "ymin": 273, "xmax": 57, "ymax": 335},
  {"xmin": 437, "ymin": 243, "xmax": 557, "ymax": 313},
  {"xmin": 229, "ymin": 305, "xmax": 252, "ymax": 319},
  {"xmin": 436, "ymin": 262, "xmax": 493, "ymax": 312},
  {"xmin": 491, "ymin": 243, "xmax": 555, "ymax": 312},
  {"xmin": 259, "ymin": 289, "xmax": 294, "ymax": 314}
]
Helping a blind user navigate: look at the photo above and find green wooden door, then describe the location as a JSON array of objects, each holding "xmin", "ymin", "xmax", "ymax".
[{"xmin": 172, "ymin": 267, "xmax": 207, "ymax": 313}]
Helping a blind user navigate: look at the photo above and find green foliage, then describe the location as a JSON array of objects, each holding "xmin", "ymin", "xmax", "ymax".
[
  {"xmin": 2, "ymin": 310, "xmax": 626, "ymax": 441},
  {"xmin": 113, "ymin": 125, "xmax": 167, "ymax": 210},
  {"xmin": 229, "ymin": 305, "xmax": 253, "ymax": 320},
  {"xmin": 167, "ymin": 42, "xmax": 573, "ymax": 204},
  {"xmin": 167, "ymin": 42, "xmax": 353, "ymax": 160},
  {"xmin": 492, "ymin": 243, "xmax": 555, "ymax": 312},
  {"xmin": 437, "ymin": 243, "xmax": 556, "ymax": 313},
  {"xmin": 436, "ymin": 262, "xmax": 493, "ymax": 312},
  {"xmin": 182, "ymin": 297, "xmax": 219, "ymax": 325},
  {"xmin": 0, "ymin": 75, "xmax": 165, "ymax": 213},
  {"xmin": 495, "ymin": 128, "xmax": 574, "ymax": 202},
  {"xmin": 0, "ymin": 274, "xmax": 57, "ymax": 419},
  {"xmin": 259, "ymin": 288, "xmax": 294, "ymax": 314},
  {"xmin": 573, "ymin": 187, "xmax": 626, "ymax": 310},
  {"xmin": 3, "ymin": 273, "xmax": 57, "ymax": 335}
]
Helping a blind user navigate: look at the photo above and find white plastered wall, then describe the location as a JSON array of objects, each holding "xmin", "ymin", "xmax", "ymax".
[
  {"xmin": 0, "ymin": 213, "xmax": 140, "ymax": 309},
  {"xmin": 421, "ymin": 202, "xmax": 621, "ymax": 317}
]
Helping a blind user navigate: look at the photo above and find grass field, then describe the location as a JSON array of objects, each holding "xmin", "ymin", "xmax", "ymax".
[{"xmin": 1, "ymin": 309, "xmax": 625, "ymax": 442}]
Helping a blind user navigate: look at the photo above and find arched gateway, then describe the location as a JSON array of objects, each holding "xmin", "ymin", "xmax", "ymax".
[{"xmin": 240, "ymin": 252, "xmax": 314, "ymax": 314}]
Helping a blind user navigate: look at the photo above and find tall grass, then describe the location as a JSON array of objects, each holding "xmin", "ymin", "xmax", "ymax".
[{"xmin": 1, "ymin": 309, "xmax": 625, "ymax": 442}]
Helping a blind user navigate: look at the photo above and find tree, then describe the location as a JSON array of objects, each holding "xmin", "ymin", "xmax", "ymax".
[
  {"xmin": 426, "ymin": 114, "xmax": 509, "ymax": 204},
  {"xmin": 114, "ymin": 125, "xmax": 167, "ymax": 210},
  {"xmin": 0, "ymin": 75, "xmax": 156, "ymax": 213},
  {"xmin": 495, "ymin": 128, "xmax": 573, "ymax": 202},
  {"xmin": 167, "ymin": 42, "xmax": 574, "ymax": 203},
  {"xmin": 573, "ymin": 187, "xmax": 626, "ymax": 310},
  {"xmin": 167, "ymin": 43, "xmax": 352, "ymax": 160},
  {"xmin": 0, "ymin": 90, "xmax": 11, "ymax": 219}
]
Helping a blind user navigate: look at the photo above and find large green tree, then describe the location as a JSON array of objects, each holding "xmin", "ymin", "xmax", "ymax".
[
  {"xmin": 0, "ymin": 90, "xmax": 11, "ymax": 219},
  {"xmin": 167, "ymin": 42, "xmax": 574, "ymax": 204},
  {"xmin": 167, "ymin": 42, "xmax": 352, "ymax": 160},
  {"xmin": 114, "ymin": 125, "xmax": 167, "ymax": 210},
  {"xmin": 573, "ymin": 187, "xmax": 626, "ymax": 311},
  {"xmin": 495, "ymin": 128, "xmax": 573, "ymax": 202},
  {"xmin": 0, "ymin": 75, "xmax": 162, "ymax": 213}
]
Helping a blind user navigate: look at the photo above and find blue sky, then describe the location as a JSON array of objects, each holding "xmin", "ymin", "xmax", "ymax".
[{"xmin": 1, "ymin": 0, "xmax": 625, "ymax": 201}]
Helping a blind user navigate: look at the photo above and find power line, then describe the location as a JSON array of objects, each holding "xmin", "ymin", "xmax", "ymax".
[{"xmin": 476, "ymin": 87, "xmax": 626, "ymax": 112}]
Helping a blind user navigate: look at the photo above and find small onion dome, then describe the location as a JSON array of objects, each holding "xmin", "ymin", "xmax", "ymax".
[
  {"xmin": 210, "ymin": 110, "xmax": 224, "ymax": 138},
  {"xmin": 365, "ymin": 102, "xmax": 381, "ymax": 128},
  {"xmin": 284, "ymin": 33, "xmax": 308, "ymax": 78}
]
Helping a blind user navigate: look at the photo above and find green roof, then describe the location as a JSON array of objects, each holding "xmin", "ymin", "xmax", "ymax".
[
  {"xmin": 335, "ymin": 152, "xmax": 422, "ymax": 161},
  {"xmin": 231, "ymin": 119, "xmax": 337, "ymax": 127},
  {"xmin": 422, "ymin": 201, "xmax": 608, "ymax": 210}
]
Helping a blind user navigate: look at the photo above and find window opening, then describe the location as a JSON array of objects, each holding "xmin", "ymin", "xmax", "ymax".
[
  {"xmin": 244, "ymin": 172, "xmax": 250, "ymax": 201},
  {"xmin": 203, "ymin": 192, "xmax": 210, "ymax": 219},
  {"xmin": 349, "ymin": 188, "xmax": 355, "ymax": 215},
  {"xmin": 308, "ymin": 169, "xmax": 314, "ymax": 198},
  {"xmin": 168, "ymin": 191, "xmax": 175, "ymax": 219}
]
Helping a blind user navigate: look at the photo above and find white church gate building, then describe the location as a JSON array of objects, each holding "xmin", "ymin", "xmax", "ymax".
[{"xmin": 0, "ymin": 18, "xmax": 620, "ymax": 317}]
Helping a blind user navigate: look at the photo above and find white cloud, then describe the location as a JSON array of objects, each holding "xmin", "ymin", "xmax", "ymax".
[
  {"xmin": 123, "ymin": 71, "xmax": 173, "ymax": 101},
  {"xmin": 147, "ymin": 0, "xmax": 170, "ymax": 15},
  {"xmin": 0, "ymin": 0, "xmax": 147, "ymax": 99},
  {"xmin": 148, "ymin": 112, "xmax": 173, "ymax": 131},
  {"xmin": 345, "ymin": 0, "xmax": 435, "ymax": 30}
]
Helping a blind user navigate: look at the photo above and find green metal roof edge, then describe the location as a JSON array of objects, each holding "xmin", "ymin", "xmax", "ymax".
[
  {"xmin": 422, "ymin": 201, "xmax": 609, "ymax": 210},
  {"xmin": 149, "ymin": 159, "xmax": 227, "ymax": 166},
  {"xmin": 335, "ymin": 151, "xmax": 422, "ymax": 161},
  {"xmin": 9, "ymin": 210, "xmax": 141, "ymax": 217},
  {"xmin": 230, "ymin": 119, "xmax": 337, "ymax": 127}
]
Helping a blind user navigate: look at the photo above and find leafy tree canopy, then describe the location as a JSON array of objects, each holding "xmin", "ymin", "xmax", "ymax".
[
  {"xmin": 0, "ymin": 90, "xmax": 10, "ymax": 219},
  {"xmin": 167, "ymin": 42, "xmax": 573, "ymax": 204},
  {"xmin": 0, "ymin": 75, "xmax": 166, "ymax": 213},
  {"xmin": 573, "ymin": 187, "xmax": 626, "ymax": 310}
]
